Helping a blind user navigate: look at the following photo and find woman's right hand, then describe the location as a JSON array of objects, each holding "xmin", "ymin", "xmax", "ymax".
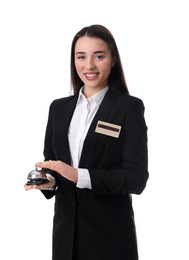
[{"xmin": 24, "ymin": 174, "xmax": 54, "ymax": 191}]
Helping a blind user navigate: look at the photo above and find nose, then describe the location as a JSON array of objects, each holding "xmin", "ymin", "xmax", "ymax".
[{"xmin": 85, "ymin": 58, "xmax": 96, "ymax": 70}]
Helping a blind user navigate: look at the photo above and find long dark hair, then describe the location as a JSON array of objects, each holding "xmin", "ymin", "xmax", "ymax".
[{"xmin": 70, "ymin": 24, "xmax": 129, "ymax": 95}]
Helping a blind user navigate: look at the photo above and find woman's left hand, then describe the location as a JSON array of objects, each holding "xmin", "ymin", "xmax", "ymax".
[{"xmin": 35, "ymin": 160, "xmax": 78, "ymax": 183}]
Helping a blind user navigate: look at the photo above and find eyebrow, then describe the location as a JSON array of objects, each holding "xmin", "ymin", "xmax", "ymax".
[{"xmin": 75, "ymin": 51, "xmax": 106, "ymax": 55}]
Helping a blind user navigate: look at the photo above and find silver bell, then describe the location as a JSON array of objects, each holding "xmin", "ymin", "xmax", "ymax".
[{"xmin": 26, "ymin": 167, "xmax": 49, "ymax": 185}]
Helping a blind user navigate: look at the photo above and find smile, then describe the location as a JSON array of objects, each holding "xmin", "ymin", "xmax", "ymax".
[{"xmin": 84, "ymin": 73, "xmax": 99, "ymax": 80}]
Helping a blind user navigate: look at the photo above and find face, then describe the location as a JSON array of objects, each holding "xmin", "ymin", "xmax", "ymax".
[{"xmin": 74, "ymin": 36, "xmax": 114, "ymax": 96}]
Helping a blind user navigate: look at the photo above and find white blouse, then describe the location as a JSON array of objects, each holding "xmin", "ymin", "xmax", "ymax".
[{"xmin": 68, "ymin": 86, "xmax": 109, "ymax": 189}]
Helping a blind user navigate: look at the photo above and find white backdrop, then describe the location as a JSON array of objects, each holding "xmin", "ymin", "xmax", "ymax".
[{"xmin": 0, "ymin": 0, "xmax": 188, "ymax": 259}]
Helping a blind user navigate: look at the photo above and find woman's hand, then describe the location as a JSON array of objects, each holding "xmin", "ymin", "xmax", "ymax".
[
  {"xmin": 35, "ymin": 160, "xmax": 78, "ymax": 183},
  {"xmin": 24, "ymin": 174, "xmax": 54, "ymax": 191}
]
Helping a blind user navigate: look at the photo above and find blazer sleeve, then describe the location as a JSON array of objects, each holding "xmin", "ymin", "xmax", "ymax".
[
  {"xmin": 41, "ymin": 101, "xmax": 57, "ymax": 199},
  {"xmin": 89, "ymin": 98, "xmax": 149, "ymax": 196}
]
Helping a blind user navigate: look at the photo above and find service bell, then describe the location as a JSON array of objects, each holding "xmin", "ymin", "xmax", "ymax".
[{"xmin": 26, "ymin": 167, "xmax": 49, "ymax": 185}]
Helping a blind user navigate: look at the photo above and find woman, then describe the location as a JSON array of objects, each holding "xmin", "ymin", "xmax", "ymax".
[{"xmin": 25, "ymin": 24, "xmax": 149, "ymax": 260}]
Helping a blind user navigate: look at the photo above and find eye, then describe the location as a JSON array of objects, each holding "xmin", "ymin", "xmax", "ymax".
[
  {"xmin": 96, "ymin": 55, "xmax": 104, "ymax": 60},
  {"xmin": 76, "ymin": 55, "xmax": 85, "ymax": 60}
]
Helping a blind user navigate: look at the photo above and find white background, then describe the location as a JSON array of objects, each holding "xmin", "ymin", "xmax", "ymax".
[{"xmin": 0, "ymin": 0, "xmax": 188, "ymax": 259}]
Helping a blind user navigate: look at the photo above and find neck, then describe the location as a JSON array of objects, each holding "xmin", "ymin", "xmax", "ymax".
[{"xmin": 83, "ymin": 86, "xmax": 107, "ymax": 98}]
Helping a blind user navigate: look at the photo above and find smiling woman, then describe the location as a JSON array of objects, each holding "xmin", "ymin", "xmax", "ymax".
[{"xmin": 24, "ymin": 24, "xmax": 148, "ymax": 260}]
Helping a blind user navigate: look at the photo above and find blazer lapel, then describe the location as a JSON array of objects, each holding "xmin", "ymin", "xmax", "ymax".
[{"xmin": 79, "ymin": 89, "xmax": 116, "ymax": 168}]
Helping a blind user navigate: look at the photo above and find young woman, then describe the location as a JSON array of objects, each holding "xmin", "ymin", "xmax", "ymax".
[{"xmin": 25, "ymin": 24, "xmax": 149, "ymax": 260}]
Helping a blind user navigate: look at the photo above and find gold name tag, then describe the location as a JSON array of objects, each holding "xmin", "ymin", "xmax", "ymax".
[{"xmin": 95, "ymin": 120, "xmax": 121, "ymax": 138}]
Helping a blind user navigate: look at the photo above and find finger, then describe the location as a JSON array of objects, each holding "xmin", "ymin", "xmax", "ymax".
[
  {"xmin": 33, "ymin": 184, "xmax": 46, "ymax": 190},
  {"xmin": 24, "ymin": 184, "xmax": 32, "ymax": 190},
  {"xmin": 24, "ymin": 184, "xmax": 38, "ymax": 190},
  {"xmin": 35, "ymin": 162, "xmax": 46, "ymax": 168},
  {"xmin": 35, "ymin": 160, "xmax": 53, "ymax": 170}
]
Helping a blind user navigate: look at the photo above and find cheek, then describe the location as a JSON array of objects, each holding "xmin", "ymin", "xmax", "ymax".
[
  {"xmin": 75, "ymin": 61, "xmax": 83, "ymax": 75},
  {"xmin": 101, "ymin": 60, "xmax": 113, "ymax": 73},
  {"xmin": 102, "ymin": 65, "xmax": 112, "ymax": 78},
  {"xmin": 75, "ymin": 64, "xmax": 85, "ymax": 82}
]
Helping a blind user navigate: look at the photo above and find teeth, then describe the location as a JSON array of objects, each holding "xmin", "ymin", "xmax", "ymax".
[
  {"xmin": 84, "ymin": 72, "xmax": 98, "ymax": 80},
  {"xmin": 86, "ymin": 73, "xmax": 97, "ymax": 76}
]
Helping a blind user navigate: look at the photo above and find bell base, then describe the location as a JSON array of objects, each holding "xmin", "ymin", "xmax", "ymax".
[{"xmin": 26, "ymin": 179, "xmax": 49, "ymax": 185}]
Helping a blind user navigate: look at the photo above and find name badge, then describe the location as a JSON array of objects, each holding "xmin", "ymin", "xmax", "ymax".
[{"xmin": 95, "ymin": 120, "xmax": 121, "ymax": 138}]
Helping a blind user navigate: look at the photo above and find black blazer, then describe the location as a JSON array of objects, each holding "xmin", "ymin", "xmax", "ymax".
[{"xmin": 42, "ymin": 88, "xmax": 148, "ymax": 260}]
